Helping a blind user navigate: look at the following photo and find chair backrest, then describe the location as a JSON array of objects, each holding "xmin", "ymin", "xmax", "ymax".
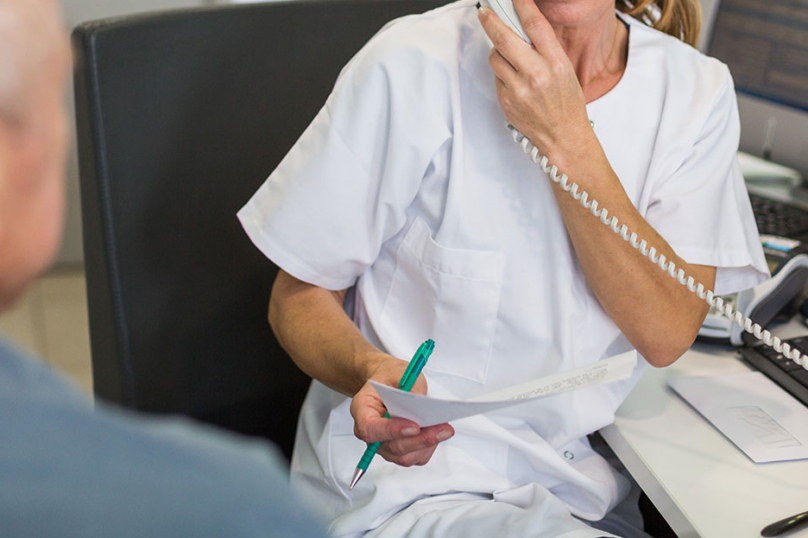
[{"xmin": 73, "ymin": 0, "xmax": 448, "ymax": 457}]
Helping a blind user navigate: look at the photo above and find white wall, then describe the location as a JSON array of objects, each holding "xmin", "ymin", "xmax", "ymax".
[{"xmin": 57, "ymin": 0, "xmax": 217, "ymax": 265}]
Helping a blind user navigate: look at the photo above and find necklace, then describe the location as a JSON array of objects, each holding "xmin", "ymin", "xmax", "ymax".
[{"xmin": 583, "ymin": 21, "xmax": 620, "ymax": 88}]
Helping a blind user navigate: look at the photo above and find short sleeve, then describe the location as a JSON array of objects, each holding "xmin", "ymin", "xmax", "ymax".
[
  {"xmin": 645, "ymin": 66, "xmax": 768, "ymax": 296},
  {"xmin": 237, "ymin": 34, "xmax": 452, "ymax": 290}
]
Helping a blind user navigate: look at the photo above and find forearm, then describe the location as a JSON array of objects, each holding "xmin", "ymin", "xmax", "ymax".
[
  {"xmin": 547, "ymin": 136, "xmax": 716, "ymax": 366},
  {"xmin": 268, "ymin": 270, "xmax": 389, "ymax": 396},
  {"xmin": 270, "ymin": 271, "xmax": 454, "ymax": 465},
  {"xmin": 477, "ymin": 3, "xmax": 717, "ymax": 365}
]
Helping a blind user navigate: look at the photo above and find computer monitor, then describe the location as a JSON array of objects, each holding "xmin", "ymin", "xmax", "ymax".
[{"xmin": 704, "ymin": 0, "xmax": 808, "ymax": 181}]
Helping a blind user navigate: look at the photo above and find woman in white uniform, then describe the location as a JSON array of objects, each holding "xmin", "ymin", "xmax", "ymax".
[{"xmin": 238, "ymin": 0, "xmax": 768, "ymax": 536}]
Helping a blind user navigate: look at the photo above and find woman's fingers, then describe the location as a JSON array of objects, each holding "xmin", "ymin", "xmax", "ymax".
[
  {"xmin": 350, "ymin": 377, "xmax": 454, "ymax": 467},
  {"xmin": 381, "ymin": 445, "xmax": 437, "ymax": 467},
  {"xmin": 350, "ymin": 386, "xmax": 421, "ymax": 442},
  {"xmin": 478, "ymin": 0, "xmax": 589, "ymax": 152},
  {"xmin": 479, "ymin": 4, "xmax": 554, "ymax": 94},
  {"xmin": 382, "ymin": 424, "xmax": 454, "ymax": 457},
  {"xmin": 379, "ymin": 423, "xmax": 454, "ymax": 466},
  {"xmin": 489, "ymin": 48, "xmax": 517, "ymax": 86},
  {"xmin": 353, "ymin": 409, "xmax": 454, "ymax": 467},
  {"xmin": 511, "ymin": 0, "xmax": 559, "ymax": 54},
  {"xmin": 478, "ymin": 4, "xmax": 533, "ymax": 69},
  {"xmin": 350, "ymin": 359, "xmax": 452, "ymax": 468}
]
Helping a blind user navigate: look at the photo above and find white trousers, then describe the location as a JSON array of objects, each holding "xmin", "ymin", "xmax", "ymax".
[{"xmin": 359, "ymin": 437, "xmax": 651, "ymax": 538}]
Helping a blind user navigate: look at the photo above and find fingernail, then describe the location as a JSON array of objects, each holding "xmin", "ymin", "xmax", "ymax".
[
  {"xmin": 402, "ymin": 427, "xmax": 419, "ymax": 437},
  {"xmin": 437, "ymin": 429, "xmax": 452, "ymax": 442}
]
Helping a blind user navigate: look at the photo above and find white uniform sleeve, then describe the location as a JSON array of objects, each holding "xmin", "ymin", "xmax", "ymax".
[
  {"xmin": 644, "ymin": 66, "xmax": 768, "ymax": 296},
  {"xmin": 237, "ymin": 37, "xmax": 452, "ymax": 290}
]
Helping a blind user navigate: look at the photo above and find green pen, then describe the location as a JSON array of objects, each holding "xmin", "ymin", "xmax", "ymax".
[{"xmin": 349, "ymin": 339, "xmax": 435, "ymax": 490}]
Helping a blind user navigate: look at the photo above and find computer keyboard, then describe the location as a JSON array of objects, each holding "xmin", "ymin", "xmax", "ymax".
[
  {"xmin": 749, "ymin": 192, "xmax": 808, "ymax": 240},
  {"xmin": 741, "ymin": 338, "xmax": 808, "ymax": 407}
]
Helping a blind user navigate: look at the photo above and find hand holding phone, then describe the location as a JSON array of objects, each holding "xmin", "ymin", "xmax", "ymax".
[
  {"xmin": 478, "ymin": 0, "xmax": 531, "ymax": 43},
  {"xmin": 480, "ymin": 0, "xmax": 808, "ymax": 384},
  {"xmin": 477, "ymin": 0, "xmax": 592, "ymax": 163}
]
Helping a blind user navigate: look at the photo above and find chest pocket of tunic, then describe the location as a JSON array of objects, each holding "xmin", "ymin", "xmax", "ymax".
[{"xmin": 379, "ymin": 218, "xmax": 506, "ymax": 385}]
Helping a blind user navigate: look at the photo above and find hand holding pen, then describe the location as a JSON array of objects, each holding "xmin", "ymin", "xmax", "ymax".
[{"xmin": 349, "ymin": 340, "xmax": 454, "ymax": 489}]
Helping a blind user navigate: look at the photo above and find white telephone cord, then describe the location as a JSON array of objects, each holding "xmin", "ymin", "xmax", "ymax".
[{"xmin": 507, "ymin": 122, "xmax": 808, "ymax": 370}]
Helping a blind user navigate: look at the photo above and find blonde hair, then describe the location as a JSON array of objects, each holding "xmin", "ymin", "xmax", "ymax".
[
  {"xmin": 618, "ymin": 0, "xmax": 701, "ymax": 48},
  {"xmin": 0, "ymin": 0, "xmax": 65, "ymax": 124}
]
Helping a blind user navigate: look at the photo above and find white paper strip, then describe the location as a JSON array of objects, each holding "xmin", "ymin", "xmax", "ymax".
[{"xmin": 371, "ymin": 350, "xmax": 637, "ymax": 427}]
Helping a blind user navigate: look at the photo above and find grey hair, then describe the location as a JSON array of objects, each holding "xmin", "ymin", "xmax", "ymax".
[{"xmin": 0, "ymin": 0, "xmax": 66, "ymax": 124}]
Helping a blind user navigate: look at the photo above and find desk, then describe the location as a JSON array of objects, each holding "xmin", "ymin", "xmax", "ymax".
[{"xmin": 601, "ymin": 337, "xmax": 808, "ymax": 538}]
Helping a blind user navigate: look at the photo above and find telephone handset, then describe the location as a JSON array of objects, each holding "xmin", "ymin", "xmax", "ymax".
[
  {"xmin": 479, "ymin": 1, "xmax": 808, "ymax": 368},
  {"xmin": 479, "ymin": 0, "xmax": 532, "ymax": 43}
]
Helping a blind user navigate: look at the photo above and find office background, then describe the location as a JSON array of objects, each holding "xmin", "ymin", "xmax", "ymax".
[
  {"xmin": 3, "ymin": 1, "xmax": 808, "ymax": 536},
  {"xmin": 0, "ymin": 0, "xmax": 765, "ymax": 406}
]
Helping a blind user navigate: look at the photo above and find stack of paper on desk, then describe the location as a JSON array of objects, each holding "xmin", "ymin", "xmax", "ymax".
[{"xmin": 371, "ymin": 350, "xmax": 637, "ymax": 427}]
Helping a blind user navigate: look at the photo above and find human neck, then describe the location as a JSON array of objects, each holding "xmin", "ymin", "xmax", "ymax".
[{"xmin": 549, "ymin": 7, "xmax": 627, "ymax": 99}]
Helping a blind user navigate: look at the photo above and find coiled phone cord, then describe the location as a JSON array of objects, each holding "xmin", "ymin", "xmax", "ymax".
[{"xmin": 507, "ymin": 122, "xmax": 808, "ymax": 369}]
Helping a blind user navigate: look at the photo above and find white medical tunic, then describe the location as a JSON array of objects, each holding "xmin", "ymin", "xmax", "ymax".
[{"xmin": 238, "ymin": 2, "xmax": 768, "ymax": 536}]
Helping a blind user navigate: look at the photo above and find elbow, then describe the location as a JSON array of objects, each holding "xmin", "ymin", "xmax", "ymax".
[
  {"xmin": 638, "ymin": 306, "xmax": 707, "ymax": 368},
  {"xmin": 643, "ymin": 345, "xmax": 687, "ymax": 368},
  {"xmin": 639, "ymin": 326, "xmax": 700, "ymax": 368}
]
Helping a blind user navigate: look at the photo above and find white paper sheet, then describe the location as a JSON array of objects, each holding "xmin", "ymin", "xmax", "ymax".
[
  {"xmin": 371, "ymin": 350, "xmax": 637, "ymax": 427},
  {"xmin": 669, "ymin": 371, "xmax": 808, "ymax": 463}
]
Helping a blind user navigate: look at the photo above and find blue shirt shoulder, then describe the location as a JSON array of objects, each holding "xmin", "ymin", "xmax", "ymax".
[{"xmin": 0, "ymin": 339, "xmax": 326, "ymax": 537}]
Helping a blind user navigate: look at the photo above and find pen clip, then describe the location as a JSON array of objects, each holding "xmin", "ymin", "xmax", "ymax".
[
  {"xmin": 399, "ymin": 339, "xmax": 434, "ymax": 391},
  {"xmin": 400, "ymin": 341, "xmax": 428, "ymax": 387}
]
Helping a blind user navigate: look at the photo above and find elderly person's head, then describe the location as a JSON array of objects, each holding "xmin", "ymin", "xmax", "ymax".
[{"xmin": 0, "ymin": 0, "xmax": 70, "ymax": 310}]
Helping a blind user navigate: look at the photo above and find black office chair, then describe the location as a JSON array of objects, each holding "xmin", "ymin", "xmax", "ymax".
[{"xmin": 72, "ymin": 0, "xmax": 447, "ymax": 459}]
